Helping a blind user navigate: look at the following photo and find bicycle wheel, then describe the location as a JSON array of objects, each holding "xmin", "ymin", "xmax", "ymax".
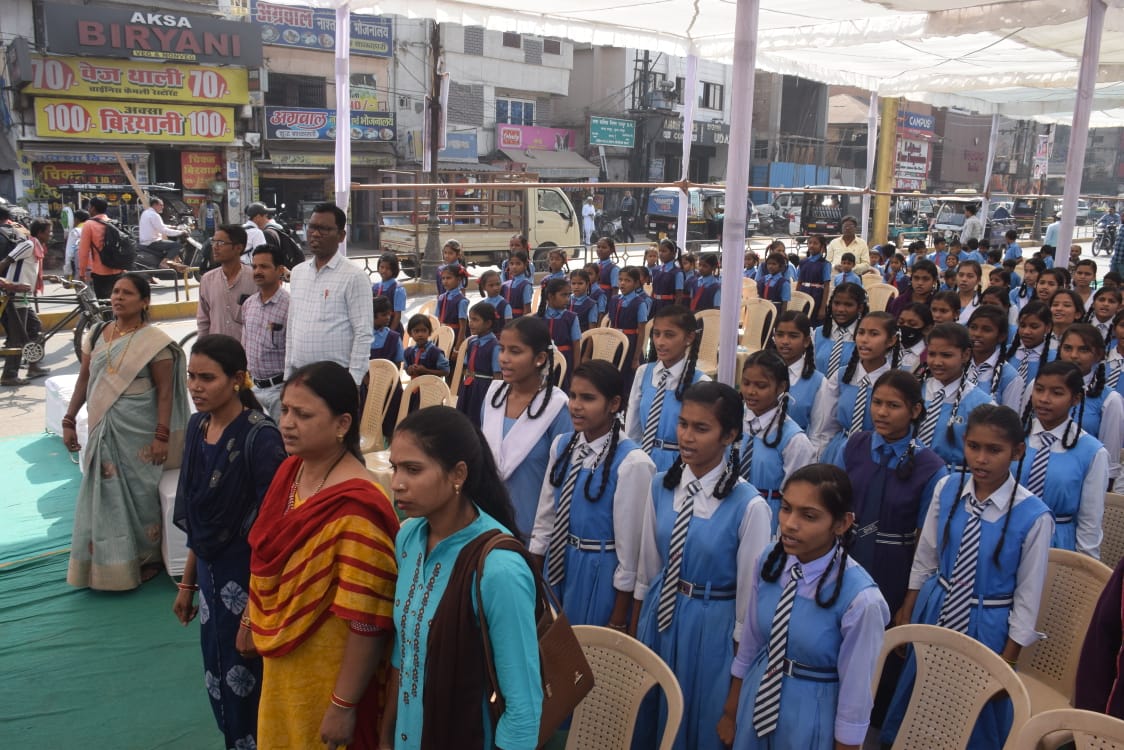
[{"xmin": 72, "ymin": 315, "xmax": 93, "ymax": 361}]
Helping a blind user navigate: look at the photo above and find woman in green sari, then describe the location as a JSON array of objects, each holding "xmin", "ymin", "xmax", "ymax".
[{"xmin": 61, "ymin": 272, "xmax": 190, "ymax": 591}]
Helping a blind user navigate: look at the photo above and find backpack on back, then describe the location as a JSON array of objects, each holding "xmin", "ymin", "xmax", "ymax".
[
  {"xmin": 91, "ymin": 218, "xmax": 138, "ymax": 269},
  {"xmin": 0, "ymin": 224, "xmax": 24, "ymax": 262},
  {"xmin": 264, "ymin": 226, "xmax": 305, "ymax": 270}
]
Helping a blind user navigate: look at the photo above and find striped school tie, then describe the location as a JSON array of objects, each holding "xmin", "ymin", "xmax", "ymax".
[
  {"xmin": 1108, "ymin": 364, "xmax": 1122, "ymax": 391},
  {"xmin": 1016, "ymin": 351, "xmax": 1031, "ymax": 383},
  {"xmin": 827, "ymin": 328, "xmax": 846, "ymax": 378},
  {"xmin": 848, "ymin": 377, "xmax": 870, "ymax": 436},
  {"xmin": 740, "ymin": 423, "xmax": 756, "ymax": 480},
  {"xmin": 917, "ymin": 388, "xmax": 945, "ymax": 447},
  {"xmin": 937, "ymin": 495, "xmax": 987, "ymax": 634},
  {"xmin": 546, "ymin": 444, "xmax": 591, "ymax": 587},
  {"xmin": 1025, "ymin": 433, "xmax": 1057, "ymax": 497},
  {"xmin": 967, "ymin": 362, "xmax": 990, "ymax": 387},
  {"xmin": 656, "ymin": 479, "xmax": 702, "ymax": 632},
  {"xmin": 642, "ymin": 369, "xmax": 671, "ymax": 453},
  {"xmin": 753, "ymin": 562, "xmax": 805, "ymax": 737}
]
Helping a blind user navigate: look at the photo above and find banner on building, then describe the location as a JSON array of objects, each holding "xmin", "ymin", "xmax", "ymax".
[
  {"xmin": 252, "ymin": 1, "xmax": 392, "ymax": 58},
  {"xmin": 589, "ymin": 116, "xmax": 636, "ymax": 148},
  {"xmin": 35, "ymin": 98, "xmax": 235, "ymax": 143},
  {"xmin": 34, "ymin": 161, "xmax": 127, "ymax": 187},
  {"xmin": 24, "ymin": 55, "xmax": 248, "ymax": 105},
  {"xmin": 181, "ymin": 152, "xmax": 224, "ymax": 190},
  {"xmin": 894, "ymin": 137, "xmax": 930, "ymax": 191},
  {"xmin": 43, "ymin": 4, "xmax": 262, "ymax": 66},
  {"xmin": 265, "ymin": 107, "xmax": 395, "ymax": 141},
  {"xmin": 497, "ymin": 124, "xmax": 576, "ymax": 151},
  {"xmin": 657, "ymin": 117, "xmax": 731, "ymax": 147}
]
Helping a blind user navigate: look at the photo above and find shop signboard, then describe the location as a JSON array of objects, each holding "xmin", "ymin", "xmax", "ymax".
[
  {"xmin": 497, "ymin": 124, "xmax": 576, "ymax": 151},
  {"xmin": 43, "ymin": 4, "xmax": 262, "ymax": 66},
  {"xmin": 252, "ymin": 1, "xmax": 392, "ymax": 58},
  {"xmin": 181, "ymin": 152, "xmax": 225, "ymax": 190},
  {"xmin": 35, "ymin": 98, "xmax": 235, "ymax": 143},
  {"xmin": 589, "ymin": 116, "xmax": 636, "ymax": 148},
  {"xmin": 657, "ymin": 117, "xmax": 731, "ymax": 147},
  {"xmin": 897, "ymin": 110, "xmax": 935, "ymax": 135},
  {"xmin": 24, "ymin": 55, "xmax": 248, "ymax": 105},
  {"xmin": 265, "ymin": 107, "xmax": 396, "ymax": 141},
  {"xmin": 34, "ymin": 161, "xmax": 126, "ymax": 187}
]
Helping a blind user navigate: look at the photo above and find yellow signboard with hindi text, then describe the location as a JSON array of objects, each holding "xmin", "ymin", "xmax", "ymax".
[
  {"xmin": 24, "ymin": 55, "xmax": 248, "ymax": 106},
  {"xmin": 35, "ymin": 98, "xmax": 235, "ymax": 144}
]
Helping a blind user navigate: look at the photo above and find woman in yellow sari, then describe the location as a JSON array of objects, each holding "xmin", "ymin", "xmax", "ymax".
[
  {"xmin": 62, "ymin": 272, "xmax": 190, "ymax": 590},
  {"xmin": 242, "ymin": 361, "xmax": 399, "ymax": 749}
]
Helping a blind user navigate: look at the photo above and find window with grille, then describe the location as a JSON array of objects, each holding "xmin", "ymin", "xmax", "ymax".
[
  {"xmin": 265, "ymin": 73, "xmax": 326, "ymax": 108},
  {"xmin": 496, "ymin": 97, "xmax": 535, "ymax": 126},
  {"xmin": 502, "ymin": 32, "xmax": 521, "ymax": 49},
  {"xmin": 544, "ymin": 38, "xmax": 561, "ymax": 55},
  {"xmin": 699, "ymin": 82, "xmax": 724, "ymax": 111}
]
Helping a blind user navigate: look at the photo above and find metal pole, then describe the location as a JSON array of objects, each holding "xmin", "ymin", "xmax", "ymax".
[
  {"xmin": 861, "ymin": 93, "xmax": 877, "ymax": 241},
  {"xmin": 676, "ymin": 53, "xmax": 698, "ymax": 252},
  {"xmin": 871, "ymin": 97, "xmax": 898, "ymax": 246},
  {"xmin": 421, "ymin": 21, "xmax": 443, "ymax": 281},
  {"xmin": 1057, "ymin": 0, "xmax": 1106, "ymax": 254},
  {"xmin": 334, "ymin": 5, "xmax": 351, "ymax": 254},
  {"xmin": 717, "ymin": 0, "xmax": 759, "ymax": 386},
  {"xmin": 980, "ymin": 113, "xmax": 999, "ymax": 221}
]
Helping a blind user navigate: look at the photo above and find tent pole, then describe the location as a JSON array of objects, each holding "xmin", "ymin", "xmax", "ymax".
[
  {"xmin": 676, "ymin": 53, "xmax": 698, "ymax": 253},
  {"xmin": 334, "ymin": 4, "xmax": 352, "ymax": 254},
  {"xmin": 980, "ymin": 113, "xmax": 999, "ymax": 220},
  {"xmin": 861, "ymin": 93, "xmax": 878, "ymax": 242},
  {"xmin": 718, "ymin": 0, "xmax": 759, "ymax": 386},
  {"xmin": 1057, "ymin": 0, "xmax": 1106, "ymax": 255},
  {"xmin": 872, "ymin": 97, "xmax": 897, "ymax": 246}
]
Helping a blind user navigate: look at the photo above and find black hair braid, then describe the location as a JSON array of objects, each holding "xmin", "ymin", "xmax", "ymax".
[
  {"xmin": 940, "ymin": 468, "xmax": 971, "ymax": 555},
  {"xmin": 815, "ymin": 536, "xmax": 853, "ymax": 608},
  {"xmin": 716, "ymin": 439, "xmax": 742, "ymax": 500},
  {"xmin": 1020, "ymin": 396, "xmax": 1036, "ymax": 437},
  {"xmin": 1004, "ymin": 331, "xmax": 1024, "ymax": 361},
  {"xmin": 1042, "ymin": 331, "xmax": 1053, "ymax": 364},
  {"xmin": 895, "ymin": 440, "xmax": 917, "ymax": 481},
  {"xmin": 763, "ymin": 396, "xmax": 788, "ymax": 449},
  {"xmin": 890, "ymin": 339, "xmax": 903, "ymax": 370},
  {"xmin": 1017, "ymin": 282, "xmax": 1029, "ymax": 299},
  {"xmin": 527, "ymin": 346, "xmax": 557, "ymax": 419},
  {"xmin": 1060, "ymin": 408, "xmax": 1080, "ymax": 450},
  {"xmin": 548, "ymin": 432, "xmax": 583, "ymax": 487},
  {"xmin": 914, "ymin": 361, "xmax": 931, "ymax": 382},
  {"xmin": 945, "ymin": 369, "xmax": 971, "ymax": 444},
  {"xmin": 841, "ymin": 346, "xmax": 861, "ymax": 385},
  {"xmin": 760, "ymin": 540, "xmax": 787, "ymax": 583},
  {"xmin": 1088, "ymin": 361, "xmax": 1107, "ymax": 399},
  {"xmin": 662, "ymin": 455, "xmax": 685, "ymax": 490},
  {"xmin": 675, "ymin": 321, "xmax": 704, "ymax": 402},
  {"xmin": 822, "ymin": 288, "xmax": 839, "ymax": 338},
  {"xmin": 988, "ymin": 355, "xmax": 1004, "ymax": 396},
  {"xmin": 583, "ymin": 419, "xmax": 621, "ymax": 503},
  {"xmin": 991, "ymin": 481, "xmax": 1019, "ymax": 566},
  {"xmin": 1073, "ymin": 390, "xmax": 1087, "ymax": 436},
  {"xmin": 490, "ymin": 381, "xmax": 510, "ymax": 409},
  {"xmin": 802, "ymin": 338, "xmax": 817, "ymax": 379}
]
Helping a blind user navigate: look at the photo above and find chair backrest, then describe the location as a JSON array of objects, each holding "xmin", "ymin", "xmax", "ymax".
[
  {"xmin": 395, "ymin": 374, "xmax": 451, "ymax": 426},
  {"xmin": 566, "ymin": 625, "xmax": 684, "ymax": 750},
  {"xmin": 867, "ymin": 282, "xmax": 900, "ymax": 312},
  {"xmin": 580, "ymin": 327, "xmax": 629, "ymax": 370},
  {"xmin": 862, "ymin": 272, "xmax": 882, "ymax": 290},
  {"xmin": 448, "ymin": 338, "xmax": 470, "ymax": 399},
  {"xmin": 552, "ymin": 347, "xmax": 568, "ymax": 387},
  {"xmin": 417, "ymin": 299, "xmax": 436, "ymax": 317},
  {"xmin": 788, "ymin": 290, "xmax": 814, "ymax": 318},
  {"xmin": 1016, "ymin": 548, "xmax": 1113, "ymax": 701},
  {"xmin": 739, "ymin": 298, "xmax": 776, "ymax": 353},
  {"xmin": 358, "ymin": 359, "xmax": 400, "ymax": 454},
  {"xmin": 434, "ymin": 325, "xmax": 455, "ymax": 359},
  {"xmin": 741, "ymin": 277, "xmax": 757, "ymax": 299},
  {"xmin": 426, "ymin": 313, "xmax": 441, "ymax": 335},
  {"xmin": 1013, "ymin": 707, "xmax": 1124, "ymax": 749},
  {"xmin": 876, "ymin": 624, "xmax": 1031, "ymax": 750},
  {"xmin": 1102, "ymin": 492, "xmax": 1124, "ymax": 569},
  {"xmin": 695, "ymin": 308, "xmax": 721, "ymax": 377}
]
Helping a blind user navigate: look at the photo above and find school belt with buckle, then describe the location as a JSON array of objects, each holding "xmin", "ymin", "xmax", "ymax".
[
  {"xmin": 567, "ymin": 535, "xmax": 615, "ymax": 552},
  {"xmin": 253, "ymin": 374, "xmax": 284, "ymax": 388},
  {"xmin": 937, "ymin": 577, "xmax": 1014, "ymax": 607},
  {"xmin": 799, "ymin": 282, "xmax": 826, "ymax": 289},
  {"xmin": 1055, "ymin": 514, "xmax": 1074, "ymax": 524},
  {"xmin": 765, "ymin": 659, "xmax": 839, "ymax": 683},
  {"xmin": 676, "ymin": 580, "xmax": 736, "ymax": 600},
  {"xmin": 555, "ymin": 344, "xmax": 572, "ymax": 352},
  {"xmin": 651, "ymin": 439, "xmax": 678, "ymax": 450},
  {"xmin": 653, "ymin": 294, "xmax": 676, "ymax": 301},
  {"xmin": 759, "ymin": 489, "xmax": 784, "ymax": 500},
  {"xmin": 855, "ymin": 523, "xmax": 917, "ymax": 547},
  {"xmin": 620, "ymin": 328, "xmax": 638, "ymax": 335}
]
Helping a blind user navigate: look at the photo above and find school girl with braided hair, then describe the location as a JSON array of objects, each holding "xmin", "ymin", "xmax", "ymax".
[
  {"xmin": 913, "ymin": 323, "xmax": 994, "ymax": 469},
  {"xmin": 481, "ymin": 315, "xmax": 572, "ymax": 538},
  {"xmin": 631, "ymin": 381, "xmax": 770, "ymax": 750},
  {"xmin": 966, "ymin": 305, "xmax": 1024, "ymax": 410},
  {"xmin": 1007, "ymin": 301, "xmax": 1053, "ymax": 394},
  {"xmin": 625, "ymin": 305, "xmax": 707, "ymax": 472},
  {"xmin": 895, "ymin": 302, "xmax": 932, "ymax": 374},
  {"xmin": 609, "ymin": 266, "xmax": 652, "ymax": 389},
  {"xmin": 738, "ymin": 351, "xmax": 816, "ymax": 535},
  {"xmin": 882, "ymin": 404, "xmax": 1053, "ymax": 749},
  {"xmin": 809, "ymin": 311, "xmax": 899, "ymax": 466},
  {"xmin": 717, "ymin": 464, "xmax": 889, "ymax": 750},
  {"xmin": 812, "ymin": 282, "xmax": 866, "ymax": 378},
  {"xmin": 955, "ymin": 260, "xmax": 985, "ymax": 324},
  {"xmin": 1016, "ymin": 360, "xmax": 1108, "ymax": 557},
  {"xmin": 1057, "ymin": 323, "xmax": 1124, "ymax": 488},
  {"xmin": 767, "ymin": 311, "xmax": 825, "ymax": 430}
]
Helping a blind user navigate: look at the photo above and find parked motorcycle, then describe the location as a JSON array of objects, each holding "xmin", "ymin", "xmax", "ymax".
[
  {"xmin": 1093, "ymin": 223, "xmax": 1117, "ymax": 257},
  {"xmin": 133, "ymin": 218, "xmax": 203, "ymax": 279},
  {"xmin": 595, "ymin": 211, "xmax": 628, "ymax": 242}
]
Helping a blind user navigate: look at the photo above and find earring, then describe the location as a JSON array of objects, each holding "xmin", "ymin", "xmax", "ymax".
[
  {"xmin": 234, "ymin": 385, "xmax": 240, "ymax": 392},
  {"xmin": 454, "ymin": 484, "xmax": 461, "ymax": 496},
  {"xmin": 336, "ymin": 434, "xmax": 344, "ymax": 443}
]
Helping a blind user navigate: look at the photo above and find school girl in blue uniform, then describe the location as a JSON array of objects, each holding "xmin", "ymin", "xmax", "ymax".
[
  {"xmin": 372, "ymin": 251, "xmax": 406, "ymax": 333},
  {"xmin": 757, "ymin": 252, "xmax": 792, "ymax": 314},
  {"xmin": 650, "ymin": 238, "xmax": 685, "ymax": 315},
  {"xmin": 1058, "ymin": 324, "xmax": 1124, "ymax": 487},
  {"xmin": 626, "ymin": 305, "xmax": 707, "ymax": 472},
  {"xmin": 501, "ymin": 251, "xmax": 534, "ymax": 319},
  {"xmin": 501, "ymin": 233, "xmax": 535, "ymax": 280},
  {"xmin": 369, "ymin": 295, "xmax": 404, "ymax": 366},
  {"xmin": 1008, "ymin": 301, "xmax": 1053, "ymax": 395},
  {"xmin": 1010, "ymin": 258, "xmax": 1046, "ymax": 313},
  {"xmin": 596, "ymin": 237, "xmax": 620, "ymax": 297},
  {"xmin": 883, "ymin": 405, "xmax": 1053, "ymax": 749},
  {"xmin": 481, "ymin": 316, "xmax": 573, "ymax": 538},
  {"xmin": 1108, "ymin": 310, "xmax": 1124, "ymax": 399},
  {"xmin": 541, "ymin": 277, "xmax": 582, "ymax": 392},
  {"xmin": 690, "ymin": 253, "xmax": 722, "ymax": 313},
  {"xmin": 478, "ymin": 269, "xmax": 513, "ymax": 333},
  {"xmin": 530, "ymin": 361, "xmax": 656, "ymax": 626},
  {"xmin": 916, "ymin": 323, "xmax": 995, "ymax": 469},
  {"xmin": 1087, "ymin": 286, "xmax": 1121, "ymax": 345},
  {"xmin": 896, "ymin": 303, "xmax": 932, "ymax": 374},
  {"xmin": 567, "ymin": 269, "xmax": 599, "ymax": 331},
  {"xmin": 768, "ymin": 311, "xmax": 825, "ymax": 430},
  {"xmin": 718, "ymin": 463, "xmax": 889, "ymax": 750},
  {"xmin": 809, "ymin": 311, "xmax": 898, "ymax": 467},
  {"xmin": 403, "ymin": 314, "xmax": 450, "ymax": 379},
  {"xmin": 436, "ymin": 263, "xmax": 469, "ymax": 352},
  {"xmin": 609, "ymin": 266, "xmax": 652, "ymax": 391},
  {"xmin": 455, "ymin": 302, "xmax": 500, "ymax": 427},
  {"xmin": 796, "ymin": 234, "xmax": 831, "ymax": 320},
  {"xmin": 536, "ymin": 248, "xmax": 569, "ymax": 316},
  {"xmin": 1018, "ymin": 361, "xmax": 1108, "ymax": 556},
  {"xmin": 966, "ymin": 305, "xmax": 1023, "ymax": 410},
  {"xmin": 812, "ymin": 283, "xmax": 866, "ymax": 379},
  {"xmin": 738, "ymin": 351, "xmax": 816, "ymax": 534},
  {"xmin": 434, "ymin": 238, "xmax": 466, "ymax": 294},
  {"xmin": 632, "ymin": 382, "xmax": 771, "ymax": 750}
]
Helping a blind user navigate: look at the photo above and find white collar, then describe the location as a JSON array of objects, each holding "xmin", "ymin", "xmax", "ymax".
[
  {"xmin": 1030, "ymin": 417, "xmax": 1073, "ymax": 441},
  {"xmin": 963, "ymin": 473, "xmax": 1017, "ymax": 512},
  {"xmin": 787, "ymin": 359, "xmax": 805, "ymax": 383},
  {"xmin": 975, "ymin": 349, "xmax": 1001, "ymax": 370},
  {"xmin": 745, "ymin": 405, "xmax": 780, "ymax": 434},
  {"xmin": 573, "ymin": 430, "xmax": 612, "ymax": 468},
  {"xmin": 652, "ymin": 357, "xmax": 687, "ymax": 384},
  {"xmin": 681, "ymin": 461, "xmax": 725, "ymax": 496}
]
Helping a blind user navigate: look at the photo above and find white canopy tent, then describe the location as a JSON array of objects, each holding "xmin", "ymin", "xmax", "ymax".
[{"xmin": 266, "ymin": 0, "xmax": 1124, "ymax": 382}]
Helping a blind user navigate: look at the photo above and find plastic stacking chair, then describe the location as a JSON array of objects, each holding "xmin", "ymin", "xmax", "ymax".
[
  {"xmin": 739, "ymin": 298, "xmax": 776, "ymax": 354},
  {"xmin": 788, "ymin": 290, "xmax": 814, "ymax": 318},
  {"xmin": 358, "ymin": 359, "xmax": 400, "ymax": 454},
  {"xmin": 862, "ymin": 272, "xmax": 882, "ymax": 290},
  {"xmin": 566, "ymin": 625, "xmax": 683, "ymax": 750},
  {"xmin": 434, "ymin": 325, "xmax": 456, "ymax": 360},
  {"xmin": 867, "ymin": 282, "xmax": 900, "ymax": 313},
  {"xmin": 874, "ymin": 624, "xmax": 1031, "ymax": 750},
  {"xmin": 695, "ymin": 309, "xmax": 721, "ymax": 377},
  {"xmin": 552, "ymin": 347, "xmax": 568, "ymax": 387},
  {"xmin": 1013, "ymin": 707, "xmax": 1124, "ymax": 750},
  {"xmin": 1016, "ymin": 549, "xmax": 1113, "ymax": 713},
  {"xmin": 395, "ymin": 375, "xmax": 451, "ymax": 426},
  {"xmin": 449, "ymin": 339, "xmax": 470, "ymax": 399},
  {"xmin": 580, "ymin": 327, "xmax": 629, "ymax": 370},
  {"xmin": 417, "ymin": 299, "xmax": 436, "ymax": 317},
  {"xmin": 1101, "ymin": 492, "xmax": 1124, "ymax": 569},
  {"xmin": 741, "ymin": 277, "xmax": 757, "ymax": 299}
]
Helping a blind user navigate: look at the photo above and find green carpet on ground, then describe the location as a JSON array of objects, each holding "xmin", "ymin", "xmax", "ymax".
[{"xmin": 0, "ymin": 433, "xmax": 217, "ymax": 748}]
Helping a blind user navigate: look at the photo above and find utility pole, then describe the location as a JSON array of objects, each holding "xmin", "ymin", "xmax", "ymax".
[{"xmin": 421, "ymin": 21, "xmax": 443, "ymax": 281}]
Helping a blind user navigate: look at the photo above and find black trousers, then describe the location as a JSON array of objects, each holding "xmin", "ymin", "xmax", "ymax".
[
  {"xmin": 91, "ymin": 272, "xmax": 123, "ymax": 302},
  {"xmin": 2, "ymin": 302, "xmax": 41, "ymax": 377}
]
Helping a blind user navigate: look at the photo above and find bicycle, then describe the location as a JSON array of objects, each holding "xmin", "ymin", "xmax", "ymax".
[{"xmin": 13, "ymin": 276, "xmax": 113, "ymax": 363}]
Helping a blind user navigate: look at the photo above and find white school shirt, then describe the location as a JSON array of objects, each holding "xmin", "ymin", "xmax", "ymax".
[
  {"xmin": 899, "ymin": 340, "xmax": 926, "ymax": 373},
  {"xmin": 909, "ymin": 473, "xmax": 1053, "ymax": 647},
  {"xmin": 744, "ymin": 404, "xmax": 816, "ymax": 482},
  {"xmin": 1083, "ymin": 369, "xmax": 1124, "ymax": 480},
  {"xmin": 971, "ymin": 348, "xmax": 1023, "ymax": 412},
  {"xmin": 958, "ymin": 298, "xmax": 980, "ymax": 325},
  {"xmin": 529, "ymin": 431, "xmax": 657, "ymax": 592},
  {"xmin": 808, "ymin": 360, "xmax": 892, "ymax": 458},
  {"xmin": 1028, "ymin": 418, "xmax": 1108, "ymax": 558},
  {"xmin": 624, "ymin": 358, "xmax": 710, "ymax": 442},
  {"xmin": 634, "ymin": 462, "xmax": 771, "ymax": 642}
]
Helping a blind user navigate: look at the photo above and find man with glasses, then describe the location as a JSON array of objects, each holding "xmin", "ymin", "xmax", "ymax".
[
  {"xmin": 284, "ymin": 203, "xmax": 372, "ymax": 386},
  {"xmin": 197, "ymin": 224, "xmax": 257, "ymax": 339}
]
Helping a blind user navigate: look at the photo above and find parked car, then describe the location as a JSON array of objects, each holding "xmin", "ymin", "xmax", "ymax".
[
  {"xmin": 755, "ymin": 203, "xmax": 790, "ymax": 235},
  {"xmin": 800, "ymin": 186, "xmax": 866, "ymax": 237},
  {"xmin": 1076, "ymin": 199, "xmax": 1090, "ymax": 225},
  {"xmin": 931, "ymin": 195, "xmax": 1017, "ymax": 249}
]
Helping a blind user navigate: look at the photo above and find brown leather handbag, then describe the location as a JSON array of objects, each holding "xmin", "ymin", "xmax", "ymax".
[{"xmin": 475, "ymin": 533, "xmax": 595, "ymax": 747}]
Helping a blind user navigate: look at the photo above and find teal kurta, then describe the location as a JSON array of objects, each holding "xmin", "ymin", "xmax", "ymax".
[{"xmin": 391, "ymin": 508, "xmax": 543, "ymax": 750}]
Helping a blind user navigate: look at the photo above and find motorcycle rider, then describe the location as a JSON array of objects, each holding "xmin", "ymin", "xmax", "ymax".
[
  {"xmin": 1098, "ymin": 206, "xmax": 1120, "ymax": 228},
  {"xmin": 1096, "ymin": 206, "xmax": 1120, "ymax": 255},
  {"xmin": 138, "ymin": 197, "xmax": 186, "ymax": 268}
]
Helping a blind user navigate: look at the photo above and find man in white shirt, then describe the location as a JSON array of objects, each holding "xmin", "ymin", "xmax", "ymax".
[
  {"xmin": 138, "ymin": 197, "xmax": 185, "ymax": 267},
  {"xmin": 240, "ymin": 202, "xmax": 270, "ymax": 263},
  {"xmin": 825, "ymin": 215, "xmax": 872, "ymax": 275},
  {"xmin": 959, "ymin": 203, "xmax": 985, "ymax": 246}
]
